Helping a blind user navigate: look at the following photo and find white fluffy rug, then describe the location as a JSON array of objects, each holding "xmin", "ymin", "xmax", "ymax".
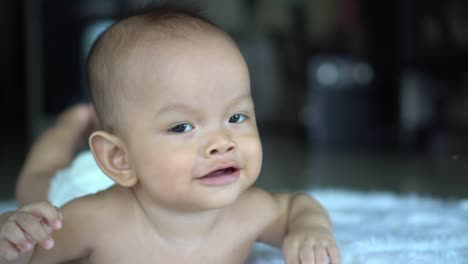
[
  {"xmin": 1, "ymin": 152, "xmax": 467, "ymax": 263},
  {"xmin": 247, "ymin": 190, "xmax": 468, "ymax": 263}
]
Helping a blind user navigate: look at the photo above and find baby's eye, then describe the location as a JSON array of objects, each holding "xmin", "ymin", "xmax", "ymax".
[
  {"xmin": 229, "ymin": 114, "xmax": 247, "ymax": 123},
  {"xmin": 169, "ymin": 123, "xmax": 194, "ymax": 133}
]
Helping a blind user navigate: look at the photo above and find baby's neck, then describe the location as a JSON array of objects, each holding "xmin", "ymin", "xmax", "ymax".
[{"xmin": 130, "ymin": 187, "xmax": 224, "ymax": 246}]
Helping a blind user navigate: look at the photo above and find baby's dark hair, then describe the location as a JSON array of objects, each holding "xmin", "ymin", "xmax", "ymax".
[{"xmin": 86, "ymin": 4, "xmax": 220, "ymax": 133}]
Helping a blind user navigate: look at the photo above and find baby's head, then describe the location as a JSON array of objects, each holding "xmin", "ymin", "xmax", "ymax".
[
  {"xmin": 87, "ymin": 6, "xmax": 218, "ymax": 133},
  {"xmin": 87, "ymin": 6, "xmax": 263, "ymax": 211}
]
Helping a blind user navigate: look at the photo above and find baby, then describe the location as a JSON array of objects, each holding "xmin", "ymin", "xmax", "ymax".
[{"xmin": 0, "ymin": 6, "xmax": 340, "ymax": 264}]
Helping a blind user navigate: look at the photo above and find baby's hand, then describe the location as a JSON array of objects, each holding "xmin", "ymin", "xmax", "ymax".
[
  {"xmin": 282, "ymin": 226, "xmax": 340, "ymax": 264},
  {"xmin": 0, "ymin": 201, "xmax": 62, "ymax": 261}
]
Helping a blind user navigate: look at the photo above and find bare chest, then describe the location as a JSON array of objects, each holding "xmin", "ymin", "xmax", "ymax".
[{"xmin": 86, "ymin": 226, "xmax": 257, "ymax": 264}]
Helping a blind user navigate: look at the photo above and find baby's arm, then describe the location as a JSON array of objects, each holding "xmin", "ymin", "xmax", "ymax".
[
  {"xmin": 0, "ymin": 201, "xmax": 62, "ymax": 263},
  {"xmin": 28, "ymin": 197, "xmax": 97, "ymax": 263},
  {"xmin": 255, "ymin": 190, "xmax": 340, "ymax": 264},
  {"xmin": 1, "ymin": 198, "xmax": 96, "ymax": 264}
]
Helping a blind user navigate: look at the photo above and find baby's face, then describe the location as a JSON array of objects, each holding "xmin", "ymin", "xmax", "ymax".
[{"xmin": 118, "ymin": 32, "xmax": 262, "ymax": 211}]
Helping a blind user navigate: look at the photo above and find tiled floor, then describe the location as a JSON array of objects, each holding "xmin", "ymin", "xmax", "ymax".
[{"xmin": 2, "ymin": 131, "xmax": 468, "ymax": 201}]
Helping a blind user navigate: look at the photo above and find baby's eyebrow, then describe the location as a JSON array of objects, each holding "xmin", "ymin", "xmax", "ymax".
[
  {"xmin": 228, "ymin": 92, "xmax": 252, "ymax": 107},
  {"xmin": 155, "ymin": 92, "xmax": 252, "ymax": 116},
  {"xmin": 156, "ymin": 104, "xmax": 195, "ymax": 116},
  {"xmin": 232, "ymin": 92, "xmax": 252, "ymax": 102}
]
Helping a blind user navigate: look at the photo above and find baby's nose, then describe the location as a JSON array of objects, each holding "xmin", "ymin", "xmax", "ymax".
[{"xmin": 204, "ymin": 134, "xmax": 236, "ymax": 157}]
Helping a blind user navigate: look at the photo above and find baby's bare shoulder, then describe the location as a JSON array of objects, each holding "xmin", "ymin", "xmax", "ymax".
[
  {"xmin": 231, "ymin": 188, "xmax": 285, "ymax": 221},
  {"xmin": 29, "ymin": 188, "xmax": 127, "ymax": 263},
  {"xmin": 61, "ymin": 185, "xmax": 130, "ymax": 223}
]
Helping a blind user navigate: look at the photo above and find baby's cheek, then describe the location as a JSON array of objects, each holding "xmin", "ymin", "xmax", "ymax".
[
  {"xmin": 157, "ymin": 154, "xmax": 193, "ymax": 175},
  {"xmin": 244, "ymin": 138, "xmax": 263, "ymax": 179}
]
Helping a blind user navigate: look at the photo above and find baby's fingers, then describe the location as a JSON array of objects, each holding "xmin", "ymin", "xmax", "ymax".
[
  {"xmin": 298, "ymin": 238, "xmax": 316, "ymax": 264},
  {"xmin": 22, "ymin": 201, "xmax": 62, "ymax": 230},
  {"xmin": 298, "ymin": 239, "xmax": 335, "ymax": 264},
  {"xmin": 13, "ymin": 212, "xmax": 54, "ymax": 250},
  {"xmin": 282, "ymin": 235, "xmax": 300, "ymax": 264},
  {"xmin": 326, "ymin": 244, "xmax": 341, "ymax": 264},
  {"xmin": 0, "ymin": 239, "xmax": 21, "ymax": 261},
  {"xmin": 312, "ymin": 244, "xmax": 327, "ymax": 264},
  {"xmin": 1, "ymin": 220, "xmax": 32, "ymax": 254}
]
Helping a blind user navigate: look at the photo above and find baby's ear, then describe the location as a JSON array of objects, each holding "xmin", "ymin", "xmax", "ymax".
[{"xmin": 89, "ymin": 131, "xmax": 137, "ymax": 187}]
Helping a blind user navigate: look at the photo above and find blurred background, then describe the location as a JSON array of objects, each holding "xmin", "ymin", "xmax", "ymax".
[{"xmin": 2, "ymin": 0, "xmax": 468, "ymax": 200}]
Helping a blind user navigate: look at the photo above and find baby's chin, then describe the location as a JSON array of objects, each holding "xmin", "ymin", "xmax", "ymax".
[{"xmin": 191, "ymin": 180, "xmax": 254, "ymax": 210}]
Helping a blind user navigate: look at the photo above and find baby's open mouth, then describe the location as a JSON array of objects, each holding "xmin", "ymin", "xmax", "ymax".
[
  {"xmin": 200, "ymin": 167, "xmax": 238, "ymax": 178},
  {"xmin": 197, "ymin": 165, "xmax": 240, "ymax": 186}
]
